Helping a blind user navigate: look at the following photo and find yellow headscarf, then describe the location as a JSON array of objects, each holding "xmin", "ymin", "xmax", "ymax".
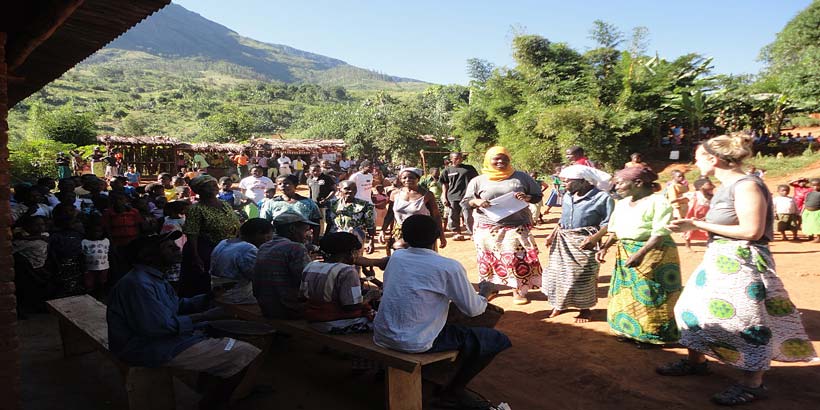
[{"xmin": 482, "ymin": 146, "xmax": 515, "ymax": 181}]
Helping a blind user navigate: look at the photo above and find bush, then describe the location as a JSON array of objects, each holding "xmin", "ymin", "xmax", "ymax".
[
  {"xmin": 28, "ymin": 102, "xmax": 97, "ymax": 146},
  {"xmin": 10, "ymin": 138, "xmax": 77, "ymax": 182}
]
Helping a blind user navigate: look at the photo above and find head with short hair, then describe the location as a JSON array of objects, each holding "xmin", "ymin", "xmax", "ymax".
[
  {"xmin": 319, "ymin": 232, "xmax": 362, "ymax": 262},
  {"xmin": 776, "ymin": 184, "xmax": 790, "ymax": 196},
  {"xmin": 401, "ymin": 214, "xmax": 440, "ymax": 249},
  {"xmin": 566, "ymin": 146, "xmax": 585, "ymax": 162},
  {"xmin": 18, "ymin": 215, "xmax": 46, "ymax": 236},
  {"xmin": 693, "ymin": 178, "xmax": 713, "ymax": 192},
  {"xmin": 240, "ymin": 218, "xmax": 274, "ymax": 247},
  {"xmin": 449, "ymin": 152, "xmax": 463, "ymax": 165}
]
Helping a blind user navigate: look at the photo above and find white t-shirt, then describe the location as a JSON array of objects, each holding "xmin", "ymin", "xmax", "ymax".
[
  {"xmin": 348, "ymin": 171, "xmax": 373, "ymax": 203},
  {"xmin": 773, "ymin": 195, "xmax": 797, "ymax": 215},
  {"xmin": 239, "ymin": 176, "xmax": 275, "ymax": 204},
  {"xmin": 373, "ymin": 248, "xmax": 487, "ymax": 353},
  {"xmin": 277, "ymin": 156, "xmax": 292, "ymax": 168},
  {"xmin": 82, "ymin": 238, "xmax": 110, "ymax": 271}
]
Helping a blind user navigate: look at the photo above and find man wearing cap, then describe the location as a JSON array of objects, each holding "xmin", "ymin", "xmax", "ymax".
[
  {"xmin": 253, "ymin": 211, "xmax": 317, "ymax": 319},
  {"xmin": 107, "ymin": 232, "xmax": 262, "ymax": 409}
]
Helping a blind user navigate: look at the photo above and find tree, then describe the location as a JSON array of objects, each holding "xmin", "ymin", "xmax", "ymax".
[
  {"xmin": 760, "ymin": 1, "xmax": 820, "ymax": 109},
  {"xmin": 199, "ymin": 105, "xmax": 254, "ymax": 142},
  {"xmin": 28, "ymin": 102, "xmax": 97, "ymax": 146},
  {"xmin": 117, "ymin": 112, "xmax": 149, "ymax": 136}
]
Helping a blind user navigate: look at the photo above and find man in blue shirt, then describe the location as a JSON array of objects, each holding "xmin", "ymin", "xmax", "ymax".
[{"xmin": 107, "ymin": 231, "xmax": 261, "ymax": 409}]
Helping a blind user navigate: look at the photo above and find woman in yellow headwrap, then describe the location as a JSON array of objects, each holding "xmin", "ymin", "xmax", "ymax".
[{"xmin": 462, "ymin": 147, "xmax": 544, "ymax": 304}]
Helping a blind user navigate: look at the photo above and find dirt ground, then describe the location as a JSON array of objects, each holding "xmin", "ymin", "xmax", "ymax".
[{"xmin": 19, "ymin": 171, "xmax": 820, "ymax": 410}]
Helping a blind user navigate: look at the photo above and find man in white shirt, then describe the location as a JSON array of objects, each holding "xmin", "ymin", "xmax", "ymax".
[
  {"xmin": 277, "ymin": 153, "xmax": 292, "ymax": 176},
  {"xmin": 239, "ymin": 166, "xmax": 275, "ymax": 204},
  {"xmin": 348, "ymin": 160, "xmax": 374, "ymax": 203},
  {"xmin": 374, "ymin": 214, "xmax": 510, "ymax": 410}
]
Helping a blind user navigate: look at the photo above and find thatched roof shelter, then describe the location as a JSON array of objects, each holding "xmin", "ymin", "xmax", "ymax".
[
  {"xmin": 249, "ymin": 137, "xmax": 347, "ymax": 155},
  {"xmin": 186, "ymin": 142, "xmax": 246, "ymax": 153},
  {"xmin": 97, "ymin": 135, "xmax": 188, "ymax": 175}
]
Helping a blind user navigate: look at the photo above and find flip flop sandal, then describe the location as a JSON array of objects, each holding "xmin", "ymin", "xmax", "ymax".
[{"xmin": 711, "ymin": 384, "xmax": 768, "ymax": 406}]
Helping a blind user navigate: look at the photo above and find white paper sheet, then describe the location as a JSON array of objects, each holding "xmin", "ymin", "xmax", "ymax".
[{"xmin": 479, "ymin": 192, "xmax": 528, "ymax": 222}]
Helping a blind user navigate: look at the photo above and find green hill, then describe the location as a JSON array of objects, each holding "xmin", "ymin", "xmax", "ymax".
[{"xmin": 97, "ymin": 3, "xmax": 429, "ymax": 90}]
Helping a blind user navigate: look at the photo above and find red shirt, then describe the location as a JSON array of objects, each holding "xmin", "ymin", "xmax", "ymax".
[
  {"xmin": 573, "ymin": 157, "xmax": 595, "ymax": 168},
  {"xmin": 790, "ymin": 184, "xmax": 812, "ymax": 211},
  {"xmin": 101, "ymin": 208, "xmax": 143, "ymax": 246}
]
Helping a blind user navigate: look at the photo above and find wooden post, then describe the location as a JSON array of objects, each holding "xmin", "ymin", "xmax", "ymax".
[
  {"xmin": 386, "ymin": 365, "xmax": 422, "ymax": 410},
  {"xmin": 0, "ymin": 31, "xmax": 22, "ymax": 410}
]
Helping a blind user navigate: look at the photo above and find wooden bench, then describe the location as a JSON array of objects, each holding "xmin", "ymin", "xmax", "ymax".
[
  {"xmin": 46, "ymin": 295, "xmax": 183, "ymax": 410},
  {"xmin": 218, "ymin": 302, "xmax": 459, "ymax": 410}
]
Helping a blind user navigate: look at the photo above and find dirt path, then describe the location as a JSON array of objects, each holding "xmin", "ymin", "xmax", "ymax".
[{"xmin": 19, "ymin": 182, "xmax": 820, "ymax": 410}]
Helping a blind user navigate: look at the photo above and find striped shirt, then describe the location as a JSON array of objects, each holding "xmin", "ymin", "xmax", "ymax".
[{"xmin": 252, "ymin": 236, "xmax": 311, "ymax": 319}]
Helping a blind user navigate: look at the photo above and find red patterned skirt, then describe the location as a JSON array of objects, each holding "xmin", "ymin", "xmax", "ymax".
[{"xmin": 473, "ymin": 223, "xmax": 542, "ymax": 293}]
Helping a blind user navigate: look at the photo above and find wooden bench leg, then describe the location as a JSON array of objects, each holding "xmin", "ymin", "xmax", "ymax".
[
  {"xmin": 125, "ymin": 367, "xmax": 175, "ymax": 410},
  {"xmin": 57, "ymin": 318, "xmax": 97, "ymax": 357},
  {"xmin": 386, "ymin": 365, "xmax": 422, "ymax": 410}
]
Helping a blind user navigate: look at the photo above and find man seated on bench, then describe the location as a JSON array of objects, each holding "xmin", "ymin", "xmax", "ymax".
[
  {"xmin": 253, "ymin": 211, "xmax": 317, "ymax": 319},
  {"xmin": 374, "ymin": 214, "xmax": 511, "ymax": 410},
  {"xmin": 300, "ymin": 231, "xmax": 384, "ymax": 333},
  {"xmin": 107, "ymin": 231, "xmax": 262, "ymax": 410},
  {"xmin": 210, "ymin": 218, "xmax": 273, "ymax": 305}
]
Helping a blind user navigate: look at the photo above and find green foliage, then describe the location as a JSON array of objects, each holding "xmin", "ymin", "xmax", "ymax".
[
  {"xmin": 761, "ymin": 0, "xmax": 820, "ymax": 109},
  {"xmin": 9, "ymin": 138, "xmax": 76, "ymax": 182},
  {"xmin": 27, "ymin": 102, "xmax": 97, "ymax": 146},
  {"xmin": 787, "ymin": 116, "xmax": 820, "ymax": 128},
  {"xmin": 117, "ymin": 112, "xmax": 150, "ymax": 136},
  {"xmin": 199, "ymin": 105, "xmax": 254, "ymax": 142}
]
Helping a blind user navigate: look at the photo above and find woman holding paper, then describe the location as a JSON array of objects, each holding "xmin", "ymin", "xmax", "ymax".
[{"xmin": 463, "ymin": 146, "xmax": 543, "ymax": 305}]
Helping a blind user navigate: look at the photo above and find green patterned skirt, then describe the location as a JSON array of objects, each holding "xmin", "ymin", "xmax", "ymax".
[
  {"xmin": 607, "ymin": 237, "xmax": 682, "ymax": 344},
  {"xmin": 675, "ymin": 239, "xmax": 816, "ymax": 371}
]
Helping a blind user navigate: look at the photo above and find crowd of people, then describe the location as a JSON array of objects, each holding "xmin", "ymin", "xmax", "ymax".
[{"xmin": 12, "ymin": 135, "xmax": 819, "ymax": 408}]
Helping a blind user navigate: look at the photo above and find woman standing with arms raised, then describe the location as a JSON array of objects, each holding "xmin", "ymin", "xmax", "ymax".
[
  {"xmin": 660, "ymin": 135, "xmax": 815, "ymax": 405},
  {"xmin": 463, "ymin": 146, "xmax": 543, "ymax": 305}
]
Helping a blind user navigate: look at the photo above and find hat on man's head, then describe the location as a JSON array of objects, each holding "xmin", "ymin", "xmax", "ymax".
[
  {"xmin": 272, "ymin": 211, "xmax": 319, "ymax": 226},
  {"xmin": 127, "ymin": 231, "xmax": 184, "ymax": 260}
]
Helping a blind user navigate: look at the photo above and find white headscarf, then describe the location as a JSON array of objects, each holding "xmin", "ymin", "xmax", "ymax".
[{"xmin": 559, "ymin": 165, "xmax": 612, "ymax": 191}]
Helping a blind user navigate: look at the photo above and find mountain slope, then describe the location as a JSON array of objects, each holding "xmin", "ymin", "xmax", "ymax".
[{"xmin": 95, "ymin": 3, "xmax": 426, "ymax": 89}]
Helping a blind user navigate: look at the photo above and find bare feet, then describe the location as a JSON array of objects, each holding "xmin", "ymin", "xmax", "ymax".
[
  {"xmin": 574, "ymin": 309, "xmax": 591, "ymax": 323},
  {"xmin": 548, "ymin": 308, "xmax": 562, "ymax": 318}
]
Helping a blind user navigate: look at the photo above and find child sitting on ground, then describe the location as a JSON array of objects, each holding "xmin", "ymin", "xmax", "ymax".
[
  {"xmin": 160, "ymin": 200, "xmax": 190, "ymax": 290},
  {"xmin": 773, "ymin": 184, "xmax": 800, "ymax": 241},
  {"xmin": 81, "ymin": 219, "xmax": 110, "ymax": 297}
]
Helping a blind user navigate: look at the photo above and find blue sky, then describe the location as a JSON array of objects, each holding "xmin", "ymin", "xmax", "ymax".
[{"xmin": 173, "ymin": 0, "xmax": 812, "ymax": 85}]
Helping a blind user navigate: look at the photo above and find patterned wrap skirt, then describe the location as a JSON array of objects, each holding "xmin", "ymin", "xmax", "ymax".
[
  {"xmin": 474, "ymin": 223, "xmax": 542, "ymax": 293},
  {"xmin": 674, "ymin": 239, "xmax": 816, "ymax": 371},
  {"xmin": 607, "ymin": 236, "xmax": 682, "ymax": 344},
  {"xmin": 542, "ymin": 227, "xmax": 600, "ymax": 310}
]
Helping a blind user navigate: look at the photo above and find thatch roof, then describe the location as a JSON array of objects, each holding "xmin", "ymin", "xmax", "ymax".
[
  {"xmin": 97, "ymin": 135, "xmax": 188, "ymax": 148},
  {"xmin": 249, "ymin": 138, "xmax": 347, "ymax": 153},
  {"xmin": 7, "ymin": 0, "xmax": 171, "ymax": 106},
  {"xmin": 186, "ymin": 142, "xmax": 246, "ymax": 153}
]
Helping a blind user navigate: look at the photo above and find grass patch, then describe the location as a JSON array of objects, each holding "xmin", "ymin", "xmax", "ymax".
[{"xmin": 748, "ymin": 148, "xmax": 820, "ymax": 179}]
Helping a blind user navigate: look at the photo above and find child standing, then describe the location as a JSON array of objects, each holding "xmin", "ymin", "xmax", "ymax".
[
  {"xmin": 773, "ymin": 184, "xmax": 800, "ymax": 241},
  {"xmin": 683, "ymin": 178, "xmax": 715, "ymax": 250},
  {"xmin": 372, "ymin": 185, "xmax": 389, "ymax": 229},
  {"xmin": 666, "ymin": 169, "xmax": 689, "ymax": 219},
  {"xmin": 801, "ymin": 178, "xmax": 820, "ymax": 243},
  {"xmin": 81, "ymin": 221, "xmax": 110, "ymax": 297},
  {"xmin": 160, "ymin": 200, "xmax": 190, "ymax": 290},
  {"xmin": 124, "ymin": 165, "xmax": 141, "ymax": 188}
]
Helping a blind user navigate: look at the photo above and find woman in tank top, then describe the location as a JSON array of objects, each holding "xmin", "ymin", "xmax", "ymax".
[
  {"xmin": 380, "ymin": 168, "xmax": 446, "ymax": 252},
  {"xmin": 661, "ymin": 134, "xmax": 815, "ymax": 405}
]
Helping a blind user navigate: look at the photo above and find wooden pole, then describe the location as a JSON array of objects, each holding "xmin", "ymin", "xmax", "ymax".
[{"xmin": 0, "ymin": 31, "xmax": 22, "ymax": 410}]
